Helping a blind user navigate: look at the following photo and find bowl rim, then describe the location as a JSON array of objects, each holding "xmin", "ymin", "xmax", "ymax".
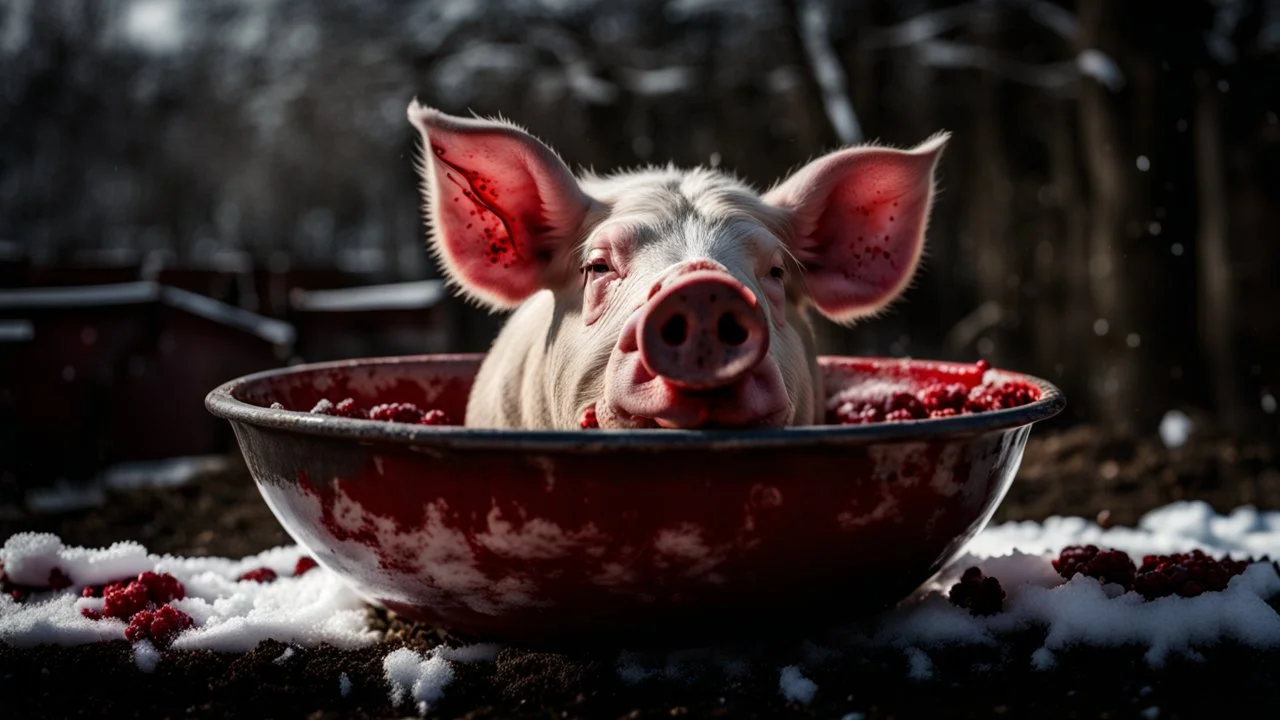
[{"xmin": 205, "ymin": 353, "xmax": 1066, "ymax": 451}]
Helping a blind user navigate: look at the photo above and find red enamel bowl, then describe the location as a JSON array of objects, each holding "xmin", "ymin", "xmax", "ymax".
[{"xmin": 206, "ymin": 354, "xmax": 1064, "ymax": 647}]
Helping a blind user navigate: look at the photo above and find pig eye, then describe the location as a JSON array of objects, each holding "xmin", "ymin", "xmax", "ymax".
[
  {"xmin": 581, "ymin": 260, "xmax": 611, "ymax": 275},
  {"xmin": 769, "ymin": 266, "xmax": 785, "ymax": 280}
]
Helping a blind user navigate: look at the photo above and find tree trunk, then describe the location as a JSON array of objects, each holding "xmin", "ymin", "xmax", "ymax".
[
  {"xmin": 1075, "ymin": 0, "xmax": 1143, "ymax": 434},
  {"xmin": 1192, "ymin": 71, "xmax": 1243, "ymax": 434}
]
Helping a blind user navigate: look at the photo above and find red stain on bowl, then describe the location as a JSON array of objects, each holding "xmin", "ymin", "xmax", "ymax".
[{"xmin": 206, "ymin": 354, "xmax": 1064, "ymax": 646}]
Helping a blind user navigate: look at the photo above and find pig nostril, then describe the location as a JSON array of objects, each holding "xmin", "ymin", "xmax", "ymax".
[
  {"xmin": 717, "ymin": 313, "xmax": 749, "ymax": 347},
  {"xmin": 660, "ymin": 314, "xmax": 688, "ymax": 346}
]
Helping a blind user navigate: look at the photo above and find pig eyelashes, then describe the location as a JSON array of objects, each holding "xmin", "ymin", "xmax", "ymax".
[{"xmin": 578, "ymin": 258, "xmax": 613, "ymax": 287}]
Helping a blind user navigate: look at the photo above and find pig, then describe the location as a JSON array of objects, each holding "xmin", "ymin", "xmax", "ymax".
[{"xmin": 406, "ymin": 101, "xmax": 948, "ymax": 430}]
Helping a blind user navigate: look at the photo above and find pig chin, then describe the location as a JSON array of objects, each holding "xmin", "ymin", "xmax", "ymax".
[{"xmin": 596, "ymin": 347, "xmax": 791, "ymax": 430}]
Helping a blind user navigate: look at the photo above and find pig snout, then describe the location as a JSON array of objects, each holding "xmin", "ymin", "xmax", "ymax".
[{"xmin": 637, "ymin": 271, "xmax": 770, "ymax": 390}]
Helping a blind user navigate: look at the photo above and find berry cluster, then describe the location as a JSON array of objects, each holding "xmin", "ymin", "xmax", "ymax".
[
  {"xmin": 580, "ymin": 406, "xmax": 599, "ymax": 429},
  {"xmin": 294, "ymin": 556, "xmax": 319, "ymax": 575},
  {"xmin": 948, "ymin": 566, "xmax": 1006, "ymax": 616},
  {"xmin": 830, "ymin": 377, "xmax": 1041, "ymax": 425},
  {"xmin": 79, "ymin": 571, "xmax": 194, "ymax": 647},
  {"xmin": 279, "ymin": 397, "xmax": 456, "ymax": 426},
  {"xmin": 1133, "ymin": 550, "xmax": 1255, "ymax": 599},
  {"xmin": 5, "ymin": 554, "xmax": 321, "ymax": 646},
  {"xmin": 1051, "ymin": 545, "xmax": 1137, "ymax": 588},
  {"xmin": 237, "ymin": 567, "xmax": 278, "ymax": 583},
  {"xmin": 1053, "ymin": 545, "xmax": 1259, "ymax": 600},
  {"xmin": 123, "ymin": 605, "xmax": 195, "ymax": 646}
]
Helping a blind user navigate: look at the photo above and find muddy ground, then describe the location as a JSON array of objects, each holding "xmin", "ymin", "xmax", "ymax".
[{"xmin": 3, "ymin": 424, "xmax": 1280, "ymax": 719}]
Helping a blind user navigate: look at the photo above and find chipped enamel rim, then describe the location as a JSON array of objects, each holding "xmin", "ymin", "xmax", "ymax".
[{"xmin": 205, "ymin": 353, "xmax": 1066, "ymax": 451}]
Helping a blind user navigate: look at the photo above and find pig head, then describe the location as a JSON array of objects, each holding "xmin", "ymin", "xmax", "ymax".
[{"xmin": 407, "ymin": 101, "xmax": 948, "ymax": 430}]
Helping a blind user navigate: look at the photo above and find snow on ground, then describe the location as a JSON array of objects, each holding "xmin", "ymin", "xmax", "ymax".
[
  {"xmin": 3, "ymin": 500, "xmax": 1280, "ymax": 712},
  {"xmin": 0, "ymin": 533, "xmax": 377, "ymax": 657},
  {"xmin": 616, "ymin": 501, "xmax": 1280, "ymax": 705},
  {"xmin": 21, "ymin": 456, "xmax": 235, "ymax": 513}
]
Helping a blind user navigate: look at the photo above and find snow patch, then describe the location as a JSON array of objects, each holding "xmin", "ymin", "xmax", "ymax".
[
  {"xmin": 383, "ymin": 647, "xmax": 455, "ymax": 714},
  {"xmin": 122, "ymin": 0, "xmax": 186, "ymax": 55},
  {"xmin": 339, "ymin": 671, "xmax": 352, "ymax": 697},
  {"xmin": 25, "ymin": 480, "xmax": 105, "ymax": 514},
  {"xmin": 101, "ymin": 455, "xmax": 233, "ymax": 491},
  {"xmin": 608, "ymin": 500, "xmax": 1280, "ymax": 701},
  {"xmin": 778, "ymin": 665, "xmax": 817, "ymax": 704},
  {"xmin": 903, "ymin": 647, "xmax": 934, "ymax": 680},
  {"xmin": 0, "ymin": 534, "xmax": 376, "ymax": 652},
  {"xmin": 133, "ymin": 640, "xmax": 161, "ymax": 673},
  {"xmin": 1158, "ymin": 410, "xmax": 1193, "ymax": 448},
  {"xmin": 439, "ymin": 642, "xmax": 502, "ymax": 663}
]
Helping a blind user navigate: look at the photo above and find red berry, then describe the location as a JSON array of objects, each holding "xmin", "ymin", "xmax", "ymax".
[
  {"xmin": 1131, "ymin": 550, "xmax": 1253, "ymax": 600},
  {"xmin": 82, "ymin": 585, "xmax": 98, "ymax": 598},
  {"xmin": 420, "ymin": 409, "xmax": 453, "ymax": 426},
  {"xmin": 1053, "ymin": 545, "xmax": 1136, "ymax": 588},
  {"xmin": 948, "ymin": 566, "xmax": 1005, "ymax": 615},
  {"xmin": 368, "ymin": 403, "xmax": 425, "ymax": 424},
  {"xmin": 124, "ymin": 610, "xmax": 154, "ymax": 642},
  {"xmin": 884, "ymin": 408, "xmax": 916, "ymax": 422},
  {"xmin": 929, "ymin": 408, "xmax": 959, "ymax": 419},
  {"xmin": 148, "ymin": 605, "xmax": 195, "ymax": 646},
  {"xmin": 976, "ymin": 359, "xmax": 991, "ymax": 373},
  {"xmin": 122, "ymin": 604, "xmax": 194, "ymax": 646},
  {"xmin": 580, "ymin": 406, "xmax": 599, "ymax": 429},
  {"xmin": 918, "ymin": 383, "xmax": 969, "ymax": 413},
  {"xmin": 80, "ymin": 608, "xmax": 102, "ymax": 620},
  {"xmin": 884, "ymin": 391, "xmax": 927, "ymax": 419},
  {"xmin": 334, "ymin": 398, "xmax": 367, "ymax": 418},
  {"xmin": 99, "ymin": 572, "xmax": 186, "ymax": 620},
  {"xmin": 294, "ymin": 557, "xmax": 318, "ymax": 576},
  {"xmin": 238, "ymin": 567, "xmax": 278, "ymax": 583},
  {"xmin": 48, "ymin": 568, "xmax": 72, "ymax": 591},
  {"xmin": 102, "ymin": 582, "xmax": 151, "ymax": 620},
  {"xmin": 137, "ymin": 571, "xmax": 185, "ymax": 604},
  {"xmin": 967, "ymin": 381, "xmax": 1040, "ymax": 412}
]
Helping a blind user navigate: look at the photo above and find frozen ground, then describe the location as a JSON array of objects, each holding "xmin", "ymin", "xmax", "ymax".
[{"xmin": 4, "ymin": 499, "xmax": 1279, "ymax": 716}]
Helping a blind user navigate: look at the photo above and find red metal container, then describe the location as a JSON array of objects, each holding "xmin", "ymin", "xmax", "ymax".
[{"xmin": 206, "ymin": 354, "xmax": 1064, "ymax": 646}]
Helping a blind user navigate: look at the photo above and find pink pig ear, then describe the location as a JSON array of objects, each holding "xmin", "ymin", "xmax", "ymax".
[
  {"xmin": 763, "ymin": 133, "xmax": 949, "ymax": 324},
  {"xmin": 407, "ymin": 101, "xmax": 599, "ymax": 309}
]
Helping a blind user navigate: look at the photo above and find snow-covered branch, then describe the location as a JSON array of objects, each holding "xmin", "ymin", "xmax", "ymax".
[{"xmin": 796, "ymin": 0, "xmax": 863, "ymax": 145}]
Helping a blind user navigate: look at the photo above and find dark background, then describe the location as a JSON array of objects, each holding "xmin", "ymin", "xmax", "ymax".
[{"xmin": 2, "ymin": 0, "xmax": 1278, "ymax": 485}]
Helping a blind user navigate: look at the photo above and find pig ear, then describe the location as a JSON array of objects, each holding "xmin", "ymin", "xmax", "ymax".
[
  {"xmin": 763, "ymin": 133, "xmax": 949, "ymax": 324},
  {"xmin": 407, "ymin": 101, "xmax": 599, "ymax": 309}
]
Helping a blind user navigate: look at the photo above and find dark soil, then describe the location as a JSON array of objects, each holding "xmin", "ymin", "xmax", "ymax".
[{"xmin": 3, "ymin": 424, "xmax": 1280, "ymax": 720}]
